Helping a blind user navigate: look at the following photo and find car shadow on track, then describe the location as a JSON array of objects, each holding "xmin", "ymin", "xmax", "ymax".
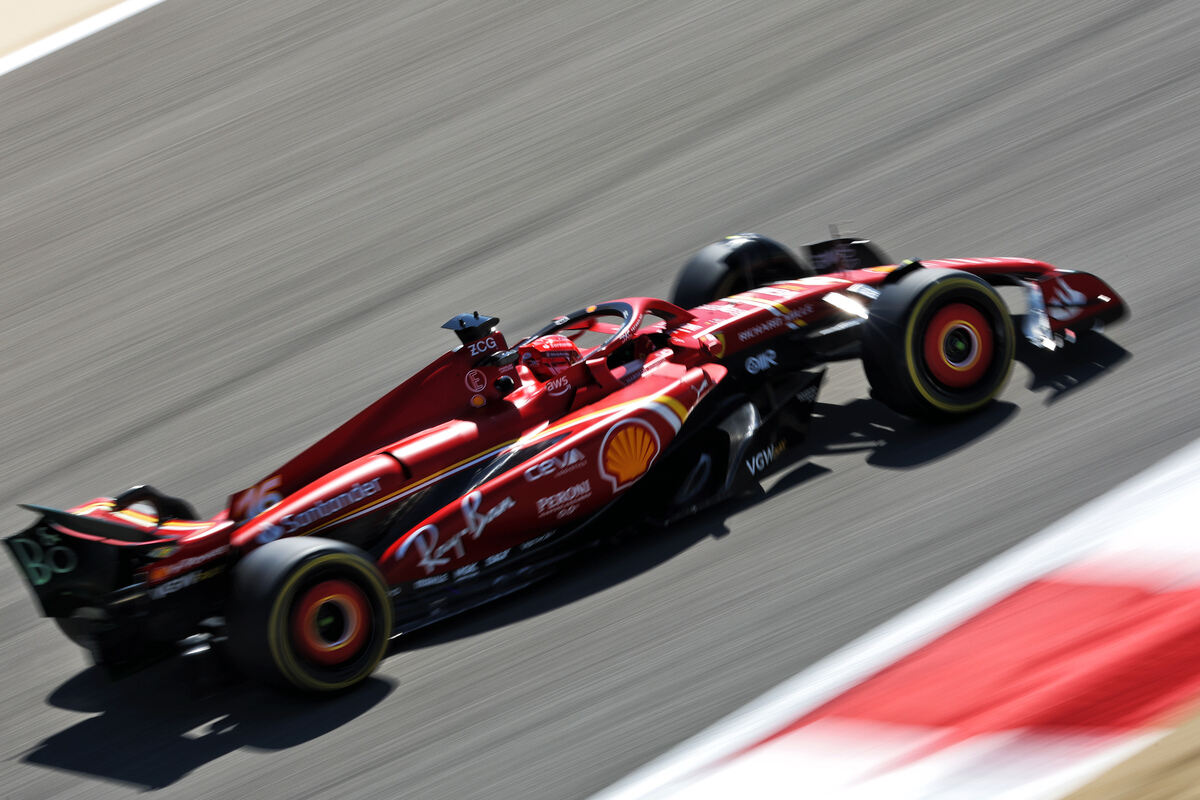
[
  {"xmin": 400, "ymin": 395, "xmax": 1018, "ymax": 652},
  {"xmin": 12, "ymin": 403, "xmax": 982, "ymax": 790},
  {"xmin": 806, "ymin": 398, "xmax": 1019, "ymax": 469},
  {"xmin": 1016, "ymin": 331, "xmax": 1130, "ymax": 403},
  {"xmin": 22, "ymin": 662, "xmax": 393, "ymax": 789},
  {"xmin": 19, "ymin": 342, "xmax": 1109, "ymax": 788}
]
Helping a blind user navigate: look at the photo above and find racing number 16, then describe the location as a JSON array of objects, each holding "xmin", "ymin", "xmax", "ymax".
[{"xmin": 232, "ymin": 475, "xmax": 283, "ymax": 520}]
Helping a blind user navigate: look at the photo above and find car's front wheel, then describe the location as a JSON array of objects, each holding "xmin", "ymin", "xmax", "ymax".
[{"xmin": 861, "ymin": 267, "xmax": 1015, "ymax": 420}]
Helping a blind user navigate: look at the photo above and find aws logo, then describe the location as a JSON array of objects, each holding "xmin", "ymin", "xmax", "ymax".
[{"xmin": 599, "ymin": 419, "xmax": 661, "ymax": 491}]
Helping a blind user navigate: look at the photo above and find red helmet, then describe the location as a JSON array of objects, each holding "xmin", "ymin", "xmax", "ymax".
[{"xmin": 518, "ymin": 334, "xmax": 581, "ymax": 379}]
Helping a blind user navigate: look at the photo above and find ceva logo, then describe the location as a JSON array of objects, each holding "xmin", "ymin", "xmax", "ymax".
[{"xmin": 524, "ymin": 448, "xmax": 586, "ymax": 481}]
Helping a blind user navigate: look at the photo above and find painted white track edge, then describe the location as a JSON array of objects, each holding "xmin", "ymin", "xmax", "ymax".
[
  {"xmin": 592, "ymin": 436, "xmax": 1200, "ymax": 800},
  {"xmin": 0, "ymin": 0, "xmax": 170, "ymax": 79}
]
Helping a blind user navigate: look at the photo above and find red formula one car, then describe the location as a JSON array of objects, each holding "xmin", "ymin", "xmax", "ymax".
[{"xmin": 6, "ymin": 233, "xmax": 1126, "ymax": 692}]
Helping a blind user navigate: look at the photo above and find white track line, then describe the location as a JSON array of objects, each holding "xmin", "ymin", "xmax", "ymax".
[
  {"xmin": 0, "ymin": 0, "xmax": 170, "ymax": 79},
  {"xmin": 592, "ymin": 436, "xmax": 1200, "ymax": 800}
]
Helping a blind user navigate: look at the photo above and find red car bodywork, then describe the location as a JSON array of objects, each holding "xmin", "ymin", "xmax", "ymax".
[{"xmin": 6, "ymin": 247, "xmax": 1126, "ymax": 684}]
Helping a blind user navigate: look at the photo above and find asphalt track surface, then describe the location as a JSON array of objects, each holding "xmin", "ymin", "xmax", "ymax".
[{"xmin": 1, "ymin": 1, "xmax": 1198, "ymax": 798}]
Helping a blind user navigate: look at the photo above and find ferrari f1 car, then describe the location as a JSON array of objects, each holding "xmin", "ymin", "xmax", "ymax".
[{"xmin": 5, "ymin": 233, "xmax": 1126, "ymax": 692}]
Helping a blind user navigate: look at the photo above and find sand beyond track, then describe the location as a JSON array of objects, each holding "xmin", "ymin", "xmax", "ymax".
[
  {"xmin": 0, "ymin": 0, "xmax": 128, "ymax": 57},
  {"xmin": 1067, "ymin": 713, "xmax": 1200, "ymax": 800}
]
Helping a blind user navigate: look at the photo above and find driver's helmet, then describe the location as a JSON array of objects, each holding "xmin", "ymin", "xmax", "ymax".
[{"xmin": 518, "ymin": 334, "xmax": 581, "ymax": 380}]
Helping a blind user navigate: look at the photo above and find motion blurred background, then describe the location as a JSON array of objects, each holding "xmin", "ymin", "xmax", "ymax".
[{"xmin": 1, "ymin": 1, "xmax": 1198, "ymax": 798}]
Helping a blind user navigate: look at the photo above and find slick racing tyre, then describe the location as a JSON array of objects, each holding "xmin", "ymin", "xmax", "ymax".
[
  {"xmin": 671, "ymin": 234, "xmax": 811, "ymax": 308},
  {"xmin": 227, "ymin": 537, "xmax": 392, "ymax": 693},
  {"xmin": 861, "ymin": 268, "xmax": 1015, "ymax": 421}
]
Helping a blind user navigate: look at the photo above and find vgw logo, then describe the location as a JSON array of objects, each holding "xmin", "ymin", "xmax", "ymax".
[
  {"xmin": 10, "ymin": 531, "xmax": 78, "ymax": 586},
  {"xmin": 745, "ymin": 439, "xmax": 787, "ymax": 476}
]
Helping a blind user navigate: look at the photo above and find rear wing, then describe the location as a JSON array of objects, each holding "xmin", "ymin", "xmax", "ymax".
[{"xmin": 5, "ymin": 505, "xmax": 165, "ymax": 617}]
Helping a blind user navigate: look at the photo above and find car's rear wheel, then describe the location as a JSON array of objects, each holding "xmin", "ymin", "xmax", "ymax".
[
  {"xmin": 671, "ymin": 234, "xmax": 811, "ymax": 308},
  {"xmin": 227, "ymin": 537, "xmax": 392, "ymax": 693},
  {"xmin": 861, "ymin": 268, "xmax": 1015, "ymax": 420}
]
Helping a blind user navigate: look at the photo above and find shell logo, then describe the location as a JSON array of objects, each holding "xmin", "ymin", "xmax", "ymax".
[{"xmin": 600, "ymin": 419, "xmax": 661, "ymax": 491}]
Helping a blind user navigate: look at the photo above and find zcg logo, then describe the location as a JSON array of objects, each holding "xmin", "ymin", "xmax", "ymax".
[{"xmin": 468, "ymin": 337, "xmax": 499, "ymax": 356}]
